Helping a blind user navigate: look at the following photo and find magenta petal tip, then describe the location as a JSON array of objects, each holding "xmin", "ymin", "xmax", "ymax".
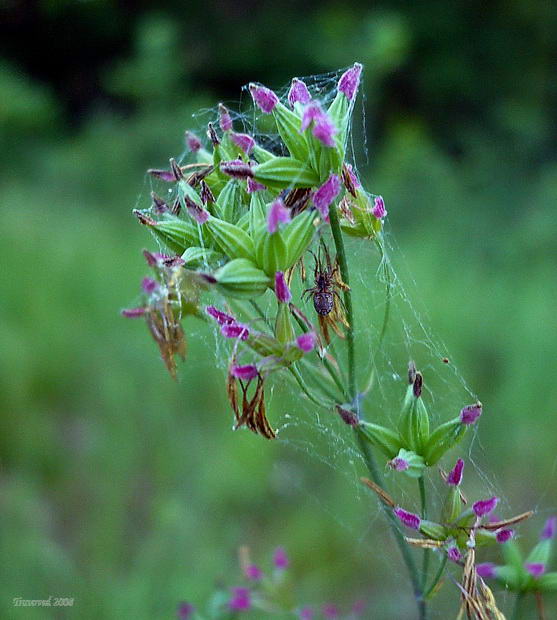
[
  {"xmin": 249, "ymin": 83, "xmax": 278, "ymax": 113},
  {"xmin": 338, "ymin": 62, "xmax": 363, "ymax": 101},
  {"xmin": 394, "ymin": 507, "xmax": 421, "ymax": 530},
  {"xmin": 473, "ymin": 496, "xmax": 499, "ymax": 518}
]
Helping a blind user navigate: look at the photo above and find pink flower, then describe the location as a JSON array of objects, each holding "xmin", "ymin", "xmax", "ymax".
[
  {"xmin": 141, "ymin": 277, "xmax": 158, "ymax": 294},
  {"xmin": 300, "ymin": 102, "xmax": 337, "ymax": 147},
  {"xmin": 274, "ymin": 271, "xmax": 292, "ymax": 303},
  {"xmin": 541, "ymin": 516, "xmax": 557, "ymax": 540},
  {"xmin": 496, "ymin": 529, "xmax": 513, "ymax": 543},
  {"xmin": 338, "ymin": 63, "xmax": 363, "ymax": 101},
  {"xmin": 322, "ymin": 604, "xmax": 339, "ymax": 619},
  {"xmin": 460, "ymin": 403, "xmax": 482, "ymax": 425},
  {"xmin": 447, "ymin": 546, "xmax": 462, "ymax": 563},
  {"xmin": 231, "ymin": 364, "xmax": 258, "ymax": 381},
  {"xmin": 473, "ymin": 496, "xmax": 499, "ymax": 518},
  {"xmin": 446, "ymin": 458, "xmax": 464, "ymax": 486},
  {"xmin": 206, "ymin": 306, "xmax": 235, "ymax": 325},
  {"xmin": 372, "ymin": 196, "xmax": 387, "ymax": 219},
  {"xmin": 218, "ymin": 103, "xmax": 233, "ymax": 131},
  {"xmin": 229, "ymin": 587, "xmax": 251, "ymax": 611},
  {"xmin": 221, "ymin": 323, "xmax": 249, "ymax": 340},
  {"xmin": 313, "ymin": 174, "xmax": 341, "ymax": 219},
  {"xmin": 267, "ymin": 198, "xmax": 291, "ymax": 233},
  {"xmin": 273, "ymin": 547, "xmax": 289, "ymax": 569},
  {"xmin": 177, "ymin": 602, "xmax": 195, "ymax": 619},
  {"xmin": 394, "ymin": 507, "xmax": 421, "ymax": 530},
  {"xmin": 245, "ymin": 564, "xmax": 263, "ymax": 581},
  {"xmin": 476, "ymin": 563, "xmax": 497, "ymax": 579},
  {"xmin": 299, "ymin": 608, "xmax": 314, "ymax": 620},
  {"xmin": 288, "ymin": 78, "xmax": 311, "ymax": 107},
  {"xmin": 296, "ymin": 332, "xmax": 317, "ymax": 353},
  {"xmin": 249, "ymin": 84, "xmax": 278, "ymax": 113},
  {"xmin": 389, "ymin": 457, "xmax": 409, "ymax": 471},
  {"xmin": 525, "ymin": 563, "xmax": 546, "ymax": 578},
  {"xmin": 231, "ymin": 132, "xmax": 255, "ymax": 155}
]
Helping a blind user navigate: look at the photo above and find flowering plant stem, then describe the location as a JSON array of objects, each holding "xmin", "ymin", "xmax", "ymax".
[
  {"xmin": 328, "ymin": 204, "xmax": 427, "ymax": 620},
  {"xmin": 419, "ymin": 476, "xmax": 431, "ymax": 588}
]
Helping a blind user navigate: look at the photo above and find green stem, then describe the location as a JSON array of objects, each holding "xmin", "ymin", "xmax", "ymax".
[
  {"xmin": 288, "ymin": 365, "xmax": 326, "ymax": 407},
  {"xmin": 418, "ymin": 476, "xmax": 431, "ymax": 590},
  {"xmin": 328, "ymin": 205, "xmax": 425, "ymax": 619},
  {"xmin": 424, "ymin": 555, "xmax": 447, "ymax": 599},
  {"xmin": 511, "ymin": 593, "xmax": 524, "ymax": 620}
]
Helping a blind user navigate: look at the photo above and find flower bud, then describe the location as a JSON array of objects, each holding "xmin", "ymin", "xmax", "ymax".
[
  {"xmin": 447, "ymin": 458, "xmax": 464, "ymax": 486},
  {"xmin": 207, "ymin": 217, "xmax": 256, "ymax": 261},
  {"xmin": 220, "ymin": 159, "xmax": 254, "ymax": 179},
  {"xmin": 460, "ymin": 402, "xmax": 482, "ymax": 425},
  {"xmin": 288, "ymin": 78, "xmax": 311, "ymax": 107},
  {"xmin": 447, "ymin": 545, "xmax": 462, "ymax": 563},
  {"xmin": 231, "ymin": 132, "xmax": 255, "ymax": 155},
  {"xmin": 541, "ymin": 516, "xmax": 557, "ymax": 540},
  {"xmin": 496, "ymin": 529, "xmax": 514, "ymax": 543},
  {"xmin": 525, "ymin": 563, "xmax": 546, "ymax": 578},
  {"xmin": 372, "ymin": 196, "xmax": 387, "ymax": 219},
  {"xmin": 206, "ymin": 305, "xmax": 235, "ymax": 325},
  {"xmin": 218, "ymin": 103, "xmax": 233, "ymax": 132},
  {"xmin": 296, "ymin": 332, "xmax": 317, "ymax": 353},
  {"xmin": 313, "ymin": 174, "xmax": 341, "ymax": 220},
  {"xmin": 359, "ymin": 421, "xmax": 402, "ymax": 458},
  {"xmin": 273, "ymin": 546, "xmax": 289, "ymax": 569},
  {"xmin": 222, "ymin": 323, "xmax": 249, "ymax": 340},
  {"xmin": 387, "ymin": 449, "xmax": 425, "ymax": 478},
  {"xmin": 184, "ymin": 195, "xmax": 209, "ymax": 224},
  {"xmin": 476, "ymin": 563, "xmax": 497, "ymax": 579},
  {"xmin": 134, "ymin": 211, "xmax": 200, "ymax": 255},
  {"xmin": 283, "ymin": 210, "xmax": 316, "ymax": 266},
  {"xmin": 256, "ymin": 227, "xmax": 289, "ymax": 277},
  {"xmin": 249, "ymin": 83, "xmax": 279, "ymax": 113},
  {"xmin": 185, "ymin": 131, "xmax": 202, "ymax": 153},
  {"xmin": 200, "ymin": 180, "xmax": 215, "ymax": 205},
  {"xmin": 473, "ymin": 497, "xmax": 499, "ymax": 518},
  {"xmin": 394, "ymin": 507, "xmax": 421, "ymax": 530},
  {"xmin": 336, "ymin": 405, "xmax": 359, "ymax": 427},
  {"xmin": 214, "ymin": 258, "xmax": 271, "ymax": 299},
  {"xmin": 247, "ymin": 177, "xmax": 266, "ymax": 193},
  {"xmin": 229, "ymin": 587, "xmax": 251, "ymax": 611},
  {"xmin": 253, "ymin": 156, "xmax": 319, "ymax": 189},
  {"xmin": 398, "ymin": 372, "xmax": 430, "ymax": 454},
  {"xmin": 274, "ymin": 271, "xmax": 291, "ymax": 303},
  {"xmin": 231, "ymin": 364, "xmax": 258, "ymax": 381},
  {"xmin": 267, "ymin": 198, "xmax": 291, "ymax": 234},
  {"xmin": 338, "ymin": 63, "xmax": 363, "ymax": 102},
  {"xmin": 300, "ymin": 101, "xmax": 337, "ymax": 147}
]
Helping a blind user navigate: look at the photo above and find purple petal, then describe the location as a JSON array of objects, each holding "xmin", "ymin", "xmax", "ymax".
[
  {"xmin": 177, "ymin": 602, "xmax": 195, "ymax": 619},
  {"xmin": 147, "ymin": 168, "xmax": 178, "ymax": 182},
  {"xmin": 184, "ymin": 197, "xmax": 209, "ymax": 224},
  {"xmin": 288, "ymin": 78, "xmax": 311, "ymax": 107},
  {"xmin": 247, "ymin": 177, "xmax": 266, "ymax": 193},
  {"xmin": 372, "ymin": 196, "xmax": 387, "ymax": 219},
  {"xmin": 525, "ymin": 563, "xmax": 546, "ymax": 578},
  {"xmin": 274, "ymin": 271, "xmax": 292, "ymax": 303},
  {"xmin": 476, "ymin": 563, "xmax": 497, "ymax": 579},
  {"xmin": 473, "ymin": 496, "xmax": 499, "ymax": 518},
  {"xmin": 249, "ymin": 84, "xmax": 278, "ymax": 113},
  {"xmin": 267, "ymin": 198, "xmax": 291, "ymax": 234},
  {"xmin": 313, "ymin": 174, "xmax": 341, "ymax": 219},
  {"xmin": 460, "ymin": 402, "xmax": 482, "ymax": 425},
  {"xmin": 296, "ymin": 332, "xmax": 317, "ymax": 353},
  {"xmin": 229, "ymin": 586, "xmax": 251, "ymax": 611},
  {"xmin": 151, "ymin": 191, "xmax": 169, "ymax": 213},
  {"xmin": 322, "ymin": 604, "xmax": 339, "ymax": 619},
  {"xmin": 231, "ymin": 132, "xmax": 255, "ymax": 155},
  {"xmin": 447, "ymin": 546, "xmax": 462, "ymax": 563},
  {"xmin": 541, "ymin": 516, "xmax": 557, "ymax": 540},
  {"xmin": 220, "ymin": 159, "xmax": 254, "ymax": 179},
  {"xmin": 141, "ymin": 277, "xmax": 158, "ymax": 294},
  {"xmin": 300, "ymin": 102, "xmax": 323, "ymax": 132},
  {"xmin": 245, "ymin": 564, "xmax": 263, "ymax": 581},
  {"xmin": 185, "ymin": 131, "xmax": 202, "ymax": 152},
  {"xmin": 496, "ymin": 529, "xmax": 514, "ymax": 543},
  {"xmin": 231, "ymin": 364, "xmax": 258, "ymax": 381},
  {"xmin": 338, "ymin": 63, "xmax": 363, "ymax": 101},
  {"xmin": 273, "ymin": 546, "xmax": 289, "ymax": 569},
  {"xmin": 394, "ymin": 507, "xmax": 421, "ymax": 530},
  {"xmin": 206, "ymin": 305, "xmax": 235, "ymax": 325},
  {"xmin": 221, "ymin": 323, "xmax": 249, "ymax": 340},
  {"xmin": 299, "ymin": 607, "xmax": 314, "ymax": 620},
  {"xmin": 121, "ymin": 307, "xmax": 146, "ymax": 318},
  {"xmin": 312, "ymin": 115, "xmax": 337, "ymax": 147},
  {"xmin": 218, "ymin": 103, "xmax": 233, "ymax": 132},
  {"xmin": 446, "ymin": 458, "xmax": 464, "ymax": 486},
  {"xmin": 389, "ymin": 457, "xmax": 409, "ymax": 472}
]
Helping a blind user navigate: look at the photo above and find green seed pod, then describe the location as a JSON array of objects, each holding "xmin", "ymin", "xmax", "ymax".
[
  {"xmin": 214, "ymin": 258, "xmax": 271, "ymax": 299},
  {"xmin": 275, "ymin": 302, "xmax": 294, "ymax": 344},
  {"xmin": 181, "ymin": 246, "xmax": 223, "ymax": 269},
  {"xmin": 253, "ymin": 157, "xmax": 319, "ymax": 189},
  {"xmin": 206, "ymin": 216, "xmax": 255, "ymax": 261},
  {"xmin": 135, "ymin": 212, "xmax": 202, "ymax": 254},
  {"xmin": 255, "ymin": 229, "xmax": 289, "ymax": 277},
  {"xmin": 252, "ymin": 144, "xmax": 276, "ymax": 164},
  {"xmin": 398, "ymin": 373, "xmax": 430, "ymax": 454},
  {"xmin": 441, "ymin": 486, "xmax": 462, "ymax": 524},
  {"xmin": 215, "ymin": 178, "xmax": 245, "ymax": 223},
  {"xmin": 419, "ymin": 520, "xmax": 447, "ymax": 541},
  {"xmin": 246, "ymin": 331, "xmax": 284, "ymax": 358},
  {"xmin": 423, "ymin": 417, "xmax": 467, "ymax": 465},
  {"xmin": 327, "ymin": 90, "xmax": 350, "ymax": 153},
  {"xmin": 359, "ymin": 421, "xmax": 402, "ymax": 459},
  {"xmin": 283, "ymin": 211, "xmax": 317, "ymax": 266},
  {"xmin": 272, "ymin": 101, "xmax": 310, "ymax": 162},
  {"xmin": 249, "ymin": 192, "xmax": 268, "ymax": 239}
]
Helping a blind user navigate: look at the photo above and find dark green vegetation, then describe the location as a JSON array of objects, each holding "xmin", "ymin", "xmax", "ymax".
[{"xmin": 1, "ymin": 2, "xmax": 556, "ymax": 618}]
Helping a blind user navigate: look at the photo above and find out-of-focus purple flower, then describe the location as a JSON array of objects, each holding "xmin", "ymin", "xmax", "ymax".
[
  {"xmin": 273, "ymin": 547, "xmax": 289, "ymax": 569},
  {"xmin": 220, "ymin": 159, "xmax": 254, "ymax": 179},
  {"xmin": 184, "ymin": 196, "xmax": 209, "ymax": 224},
  {"xmin": 447, "ymin": 545, "xmax": 462, "ymax": 563},
  {"xmin": 525, "ymin": 563, "xmax": 546, "ymax": 578},
  {"xmin": 372, "ymin": 196, "xmax": 387, "ymax": 219},
  {"xmin": 229, "ymin": 587, "xmax": 251, "ymax": 611},
  {"xmin": 541, "ymin": 516, "xmax": 557, "ymax": 540},
  {"xmin": 288, "ymin": 78, "xmax": 311, "ymax": 107},
  {"xmin": 142, "ymin": 277, "xmax": 158, "ymax": 294},
  {"xmin": 218, "ymin": 103, "xmax": 233, "ymax": 132},
  {"xmin": 249, "ymin": 84, "xmax": 278, "ymax": 113},
  {"xmin": 460, "ymin": 403, "xmax": 482, "ymax": 425},
  {"xmin": 177, "ymin": 602, "xmax": 195, "ymax": 619},
  {"xmin": 299, "ymin": 607, "xmax": 314, "ymax": 620},
  {"xmin": 300, "ymin": 102, "xmax": 337, "ymax": 147},
  {"xmin": 476, "ymin": 563, "xmax": 497, "ymax": 579},
  {"xmin": 222, "ymin": 323, "xmax": 250, "ymax": 340},
  {"xmin": 231, "ymin": 364, "xmax": 259, "ymax": 381},
  {"xmin": 338, "ymin": 63, "xmax": 363, "ymax": 101},
  {"xmin": 389, "ymin": 457, "xmax": 409, "ymax": 471},
  {"xmin": 322, "ymin": 603, "xmax": 339, "ymax": 619},
  {"xmin": 496, "ymin": 529, "xmax": 514, "ymax": 543},
  {"xmin": 267, "ymin": 198, "xmax": 291, "ymax": 233},
  {"xmin": 231, "ymin": 132, "xmax": 255, "ymax": 155},
  {"xmin": 247, "ymin": 178, "xmax": 266, "ymax": 193},
  {"xmin": 313, "ymin": 174, "xmax": 341, "ymax": 219},
  {"xmin": 185, "ymin": 131, "xmax": 202, "ymax": 152},
  {"xmin": 473, "ymin": 497, "xmax": 499, "ymax": 518},
  {"xmin": 151, "ymin": 191, "xmax": 169, "ymax": 213},
  {"xmin": 206, "ymin": 305, "xmax": 235, "ymax": 325},
  {"xmin": 394, "ymin": 507, "xmax": 421, "ymax": 530},
  {"xmin": 274, "ymin": 271, "xmax": 292, "ymax": 303},
  {"xmin": 245, "ymin": 564, "xmax": 263, "ymax": 581},
  {"xmin": 447, "ymin": 458, "xmax": 464, "ymax": 486},
  {"xmin": 352, "ymin": 600, "xmax": 366, "ymax": 615},
  {"xmin": 296, "ymin": 332, "xmax": 317, "ymax": 353},
  {"xmin": 121, "ymin": 307, "xmax": 146, "ymax": 318}
]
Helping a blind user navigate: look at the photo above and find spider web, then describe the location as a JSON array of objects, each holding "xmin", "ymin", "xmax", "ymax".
[{"xmin": 137, "ymin": 67, "xmax": 553, "ymax": 617}]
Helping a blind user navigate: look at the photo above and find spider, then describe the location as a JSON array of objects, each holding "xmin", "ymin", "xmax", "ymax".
[{"xmin": 302, "ymin": 247, "xmax": 347, "ymax": 316}]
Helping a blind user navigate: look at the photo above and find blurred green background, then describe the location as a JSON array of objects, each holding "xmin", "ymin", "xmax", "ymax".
[{"xmin": 1, "ymin": 1, "xmax": 556, "ymax": 618}]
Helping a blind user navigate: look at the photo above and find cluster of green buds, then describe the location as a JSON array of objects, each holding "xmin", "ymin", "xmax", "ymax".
[
  {"xmin": 123, "ymin": 63, "xmax": 388, "ymax": 437},
  {"xmin": 347, "ymin": 362, "xmax": 483, "ymax": 473}
]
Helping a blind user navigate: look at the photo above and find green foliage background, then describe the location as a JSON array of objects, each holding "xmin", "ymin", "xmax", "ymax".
[{"xmin": 1, "ymin": 2, "xmax": 556, "ymax": 618}]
